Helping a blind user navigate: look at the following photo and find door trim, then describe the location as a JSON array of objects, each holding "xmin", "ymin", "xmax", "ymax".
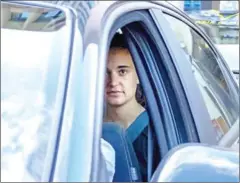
[{"xmin": 150, "ymin": 8, "xmax": 218, "ymax": 145}]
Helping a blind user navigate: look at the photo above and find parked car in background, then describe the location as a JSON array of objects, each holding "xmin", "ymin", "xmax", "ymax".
[{"xmin": 1, "ymin": 1, "xmax": 239, "ymax": 182}]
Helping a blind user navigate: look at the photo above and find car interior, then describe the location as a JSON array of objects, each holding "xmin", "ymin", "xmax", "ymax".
[
  {"xmin": 101, "ymin": 24, "xmax": 166, "ymax": 182},
  {"xmin": 102, "ymin": 16, "xmax": 185, "ymax": 182}
]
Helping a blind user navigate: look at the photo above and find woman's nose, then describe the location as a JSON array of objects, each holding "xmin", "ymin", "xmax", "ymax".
[{"xmin": 109, "ymin": 73, "xmax": 119, "ymax": 87}]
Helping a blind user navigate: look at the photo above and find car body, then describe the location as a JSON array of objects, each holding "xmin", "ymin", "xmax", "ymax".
[{"xmin": 1, "ymin": 1, "xmax": 239, "ymax": 182}]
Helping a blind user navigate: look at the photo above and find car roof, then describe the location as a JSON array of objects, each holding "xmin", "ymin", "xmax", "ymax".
[{"xmin": 57, "ymin": 0, "xmax": 184, "ymax": 15}]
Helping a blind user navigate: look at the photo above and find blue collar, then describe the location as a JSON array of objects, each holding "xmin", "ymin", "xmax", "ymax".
[{"xmin": 126, "ymin": 111, "xmax": 149, "ymax": 143}]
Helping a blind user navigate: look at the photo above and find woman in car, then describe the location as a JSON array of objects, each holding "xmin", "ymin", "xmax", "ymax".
[{"xmin": 104, "ymin": 33, "xmax": 155, "ymax": 181}]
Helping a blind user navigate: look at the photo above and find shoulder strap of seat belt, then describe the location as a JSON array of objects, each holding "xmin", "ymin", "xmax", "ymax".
[{"xmin": 126, "ymin": 111, "xmax": 149, "ymax": 143}]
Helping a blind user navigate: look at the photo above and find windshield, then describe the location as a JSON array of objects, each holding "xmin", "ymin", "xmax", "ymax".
[{"xmin": 1, "ymin": 4, "xmax": 70, "ymax": 182}]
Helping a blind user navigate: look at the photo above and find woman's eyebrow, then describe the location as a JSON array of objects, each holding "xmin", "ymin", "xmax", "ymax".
[
  {"xmin": 117, "ymin": 65, "xmax": 130, "ymax": 69},
  {"xmin": 106, "ymin": 65, "xmax": 131, "ymax": 73}
]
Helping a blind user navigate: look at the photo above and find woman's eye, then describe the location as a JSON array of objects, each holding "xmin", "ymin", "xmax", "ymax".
[
  {"xmin": 119, "ymin": 69, "xmax": 127, "ymax": 76},
  {"xmin": 106, "ymin": 70, "xmax": 110, "ymax": 76}
]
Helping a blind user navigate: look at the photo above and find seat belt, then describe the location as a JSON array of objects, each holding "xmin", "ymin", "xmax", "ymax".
[{"xmin": 126, "ymin": 111, "xmax": 149, "ymax": 144}]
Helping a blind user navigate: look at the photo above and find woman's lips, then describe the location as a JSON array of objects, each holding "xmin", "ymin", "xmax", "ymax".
[{"xmin": 107, "ymin": 91, "xmax": 123, "ymax": 97}]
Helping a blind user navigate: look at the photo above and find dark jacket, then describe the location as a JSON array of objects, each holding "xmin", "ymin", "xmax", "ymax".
[{"xmin": 126, "ymin": 111, "xmax": 160, "ymax": 182}]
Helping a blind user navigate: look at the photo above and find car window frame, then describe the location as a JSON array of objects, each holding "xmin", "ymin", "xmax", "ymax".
[
  {"xmin": 150, "ymin": 7, "xmax": 220, "ymax": 145},
  {"xmin": 83, "ymin": 1, "xmax": 197, "ymax": 181},
  {"xmin": 48, "ymin": 3, "xmax": 99, "ymax": 182},
  {"xmin": 158, "ymin": 9, "xmax": 239, "ymax": 140},
  {"xmin": 158, "ymin": 6, "xmax": 239, "ymax": 100},
  {"xmin": 49, "ymin": 6, "xmax": 84, "ymax": 182},
  {"xmin": 152, "ymin": 4, "xmax": 239, "ymax": 120},
  {"xmin": 83, "ymin": 2, "xmax": 170, "ymax": 181},
  {"xmin": 120, "ymin": 13, "xmax": 199, "ymax": 179}
]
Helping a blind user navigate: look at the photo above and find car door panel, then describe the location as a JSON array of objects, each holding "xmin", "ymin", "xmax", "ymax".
[
  {"xmin": 150, "ymin": 8, "xmax": 218, "ymax": 145},
  {"xmin": 151, "ymin": 144, "xmax": 239, "ymax": 182},
  {"xmin": 1, "ymin": 1, "xmax": 76, "ymax": 182},
  {"xmin": 0, "ymin": 0, "xmax": 101, "ymax": 182}
]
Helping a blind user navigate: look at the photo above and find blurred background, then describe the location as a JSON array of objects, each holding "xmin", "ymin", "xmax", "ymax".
[{"xmin": 168, "ymin": 0, "xmax": 239, "ymax": 83}]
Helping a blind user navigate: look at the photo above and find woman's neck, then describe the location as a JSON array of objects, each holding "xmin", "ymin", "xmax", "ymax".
[{"xmin": 105, "ymin": 99, "xmax": 145, "ymax": 128}]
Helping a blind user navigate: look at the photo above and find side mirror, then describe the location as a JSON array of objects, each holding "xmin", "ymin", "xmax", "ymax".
[{"xmin": 151, "ymin": 144, "xmax": 239, "ymax": 182}]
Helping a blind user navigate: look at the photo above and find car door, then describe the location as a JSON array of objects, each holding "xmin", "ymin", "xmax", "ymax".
[
  {"xmin": 1, "ymin": 1, "xmax": 75, "ymax": 182},
  {"xmin": 148, "ymin": 7, "xmax": 220, "ymax": 144},
  {"xmin": 151, "ymin": 2, "xmax": 239, "ymax": 146},
  {"xmin": 82, "ymin": 1, "xmax": 223, "ymax": 181},
  {"xmin": 1, "ymin": 1, "xmax": 96, "ymax": 182}
]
